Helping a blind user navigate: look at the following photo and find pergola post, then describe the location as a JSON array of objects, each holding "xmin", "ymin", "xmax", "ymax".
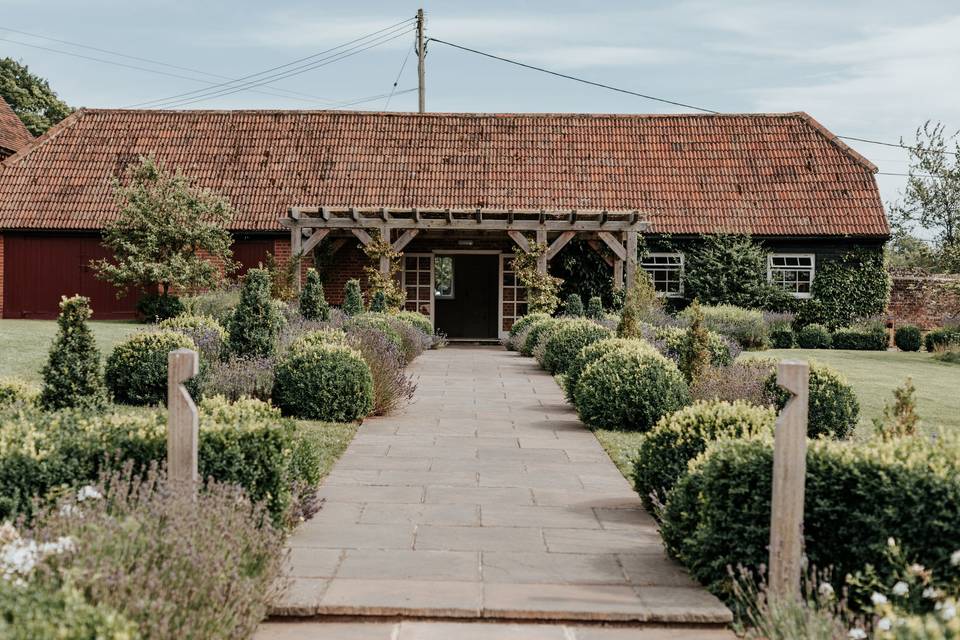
[
  {"xmin": 378, "ymin": 225, "xmax": 391, "ymax": 277},
  {"xmin": 624, "ymin": 230, "xmax": 638, "ymax": 293},
  {"xmin": 536, "ymin": 229, "xmax": 548, "ymax": 274},
  {"xmin": 289, "ymin": 208, "xmax": 303, "ymax": 293}
]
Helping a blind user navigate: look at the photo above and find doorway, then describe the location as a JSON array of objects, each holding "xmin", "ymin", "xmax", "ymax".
[{"xmin": 433, "ymin": 253, "xmax": 499, "ymax": 340}]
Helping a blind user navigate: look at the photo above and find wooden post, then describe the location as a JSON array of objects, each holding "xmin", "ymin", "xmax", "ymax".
[
  {"xmin": 536, "ymin": 229, "xmax": 548, "ymax": 274},
  {"xmin": 289, "ymin": 214, "xmax": 303, "ymax": 294},
  {"xmin": 167, "ymin": 349, "xmax": 200, "ymax": 487},
  {"xmin": 613, "ymin": 259, "xmax": 624, "ymax": 291},
  {"xmin": 768, "ymin": 360, "xmax": 809, "ymax": 601},
  {"xmin": 416, "ymin": 8, "xmax": 426, "ymax": 113},
  {"xmin": 624, "ymin": 230, "xmax": 638, "ymax": 293},
  {"xmin": 379, "ymin": 226, "xmax": 391, "ymax": 276}
]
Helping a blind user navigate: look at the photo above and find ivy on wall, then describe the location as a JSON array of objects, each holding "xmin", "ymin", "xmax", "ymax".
[
  {"xmin": 796, "ymin": 248, "xmax": 891, "ymax": 329},
  {"xmin": 552, "ymin": 239, "xmax": 615, "ymax": 308}
]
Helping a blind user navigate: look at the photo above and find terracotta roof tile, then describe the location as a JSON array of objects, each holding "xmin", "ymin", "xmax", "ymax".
[
  {"xmin": 0, "ymin": 98, "xmax": 32, "ymax": 157},
  {"xmin": 0, "ymin": 109, "xmax": 887, "ymax": 237}
]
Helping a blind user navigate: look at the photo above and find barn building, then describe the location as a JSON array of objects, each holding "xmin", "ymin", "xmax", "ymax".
[{"xmin": 0, "ymin": 108, "xmax": 888, "ymax": 338}]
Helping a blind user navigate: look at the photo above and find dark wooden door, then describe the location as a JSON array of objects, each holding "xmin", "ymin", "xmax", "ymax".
[{"xmin": 434, "ymin": 254, "xmax": 499, "ymax": 339}]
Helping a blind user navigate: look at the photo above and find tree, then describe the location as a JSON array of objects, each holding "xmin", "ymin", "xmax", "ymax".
[
  {"xmin": 0, "ymin": 58, "xmax": 72, "ymax": 135},
  {"xmin": 362, "ymin": 231, "xmax": 405, "ymax": 310},
  {"xmin": 683, "ymin": 234, "xmax": 787, "ymax": 309},
  {"xmin": 873, "ymin": 377, "xmax": 921, "ymax": 440},
  {"xmin": 227, "ymin": 269, "xmax": 283, "ymax": 358},
  {"xmin": 39, "ymin": 296, "xmax": 108, "ymax": 411},
  {"xmin": 679, "ymin": 299, "xmax": 710, "ymax": 384},
  {"xmin": 563, "ymin": 293, "xmax": 584, "ymax": 317},
  {"xmin": 342, "ymin": 279, "xmax": 365, "ymax": 316},
  {"xmin": 92, "ymin": 156, "xmax": 237, "ymax": 302},
  {"xmin": 299, "ymin": 268, "xmax": 330, "ymax": 321}
]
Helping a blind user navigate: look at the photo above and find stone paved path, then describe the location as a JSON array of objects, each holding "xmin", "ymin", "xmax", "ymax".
[{"xmin": 268, "ymin": 346, "xmax": 731, "ymax": 627}]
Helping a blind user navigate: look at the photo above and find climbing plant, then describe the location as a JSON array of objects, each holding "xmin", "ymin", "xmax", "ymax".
[
  {"xmin": 513, "ymin": 241, "xmax": 563, "ymax": 314},
  {"xmin": 362, "ymin": 231, "xmax": 405, "ymax": 310}
]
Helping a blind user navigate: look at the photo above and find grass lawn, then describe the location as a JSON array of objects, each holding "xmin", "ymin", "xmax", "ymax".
[
  {"xmin": 0, "ymin": 319, "xmax": 143, "ymax": 383},
  {"xmin": 296, "ymin": 420, "xmax": 358, "ymax": 481}
]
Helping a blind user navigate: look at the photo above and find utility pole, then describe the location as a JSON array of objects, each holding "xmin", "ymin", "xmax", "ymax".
[{"xmin": 416, "ymin": 8, "xmax": 426, "ymax": 113}]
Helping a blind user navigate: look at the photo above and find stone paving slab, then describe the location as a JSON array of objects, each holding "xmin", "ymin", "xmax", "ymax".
[{"xmin": 271, "ymin": 347, "xmax": 731, "ymax": 626}]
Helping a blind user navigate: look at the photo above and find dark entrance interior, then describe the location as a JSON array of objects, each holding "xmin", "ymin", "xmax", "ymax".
[{"xmin": 434, "ymin": 254, "xmax": 499, "ymax": 339}]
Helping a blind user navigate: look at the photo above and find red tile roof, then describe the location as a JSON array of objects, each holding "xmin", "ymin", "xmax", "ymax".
[
  {"xmin": 0, "ymin": 109, "xmax": 888, "ymax": 237},
  {"xmin": 0, "ymin": 98, "xmax": 32, "ymax": 157}
]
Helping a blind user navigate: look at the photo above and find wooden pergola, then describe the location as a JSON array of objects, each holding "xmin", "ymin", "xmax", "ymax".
[{"xmin": 279, "ymin": 206, "xmax": 649, "ymax": 293}]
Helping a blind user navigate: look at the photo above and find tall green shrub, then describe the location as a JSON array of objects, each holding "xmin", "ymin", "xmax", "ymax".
[
  {"xmin": 299, "ymin": 268, "xmax": 330, "ymax": 321},
  {"xmin": 683, "ymin": 235, "xmax": 785, "ymax": 308},
  {"xmin": 894, "ymin": 325, "xmax": 922, "ymax": 352},
  {"xmin": 563, "ymin": 293, "xmax": 585, "ymax": 317},
  {"xmin": 227, "ymin": 268, "xmax": 283, "ymax": 358},
  {"xmin": 586, "ymin": 296, "xmax": 604, "ymax": 320},
  {"xmin": 369, "ymin": 290, "xmax": 387, "ymax": 312},
  {"xmin": 105, "ymin": 331, "xmax": 197, "ymax": 405},
  {"xmin": 617, "ymin": 270, "xmax": 659, "ymax": 338},
  {"xmin": 342, "ymin": 279, "xmax": 365, "ymax": 316},
  {"xmin": 679, "ymin": 299, "xmax": 711, "ymax": 383},
  {"xmin": 39, "ymin": 296, "xmax": 108, "ymax": 411}
]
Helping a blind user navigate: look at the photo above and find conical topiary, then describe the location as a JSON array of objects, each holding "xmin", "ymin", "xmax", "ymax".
[
  {"xmin": 299, "ymin": 268, "xmax": 330, "ymax": 321},
  {"xmin": 586, "ymin": 296, "xmax": 604, "ymax": 320},
  {"xmin": 563, "ymin": 293, "xmax": 584, "ymax": 317},
  {"xmin": 227, "ymin": 268, "xmax": 283, "ymax": 358},
  {"xmin": 40, "ymin": 295, "xmax": 108, "ymax": 410},
  {"xmin": 342, "ymin": 279, "xmax": 365, "ymax": 316},
  {"xmin": 369, "ymin": 290, "xmax": 387, "ymax": 312}
]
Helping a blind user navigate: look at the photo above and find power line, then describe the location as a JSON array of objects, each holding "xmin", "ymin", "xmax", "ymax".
[
  {"xmin": 385, "ymin": 42, "xmax": 415, "ymax": 109},
  {"xmin": 838, "ymin": 135, "xmax": 960, "ymax": 159},
  {"xmin": 147, "ymin": 27, "xmax": 415, "ymax": 109},
  {"xmin": 129, "ymin": 18, "xmax": 414, "ymax": 108}
]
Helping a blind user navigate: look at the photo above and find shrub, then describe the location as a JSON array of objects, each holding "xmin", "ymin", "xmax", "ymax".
[
  {"xmin": 563, "ymin": 337, "xmax": 654, "ymax": 400},
  {"xmin": 563, "ymin": 293, "xmax": 585, "ymax": 317},
  {"xmin": 873, "ymin": 377, "xmax": 921, "ymax": 440},
  {"xmin": 345, "ymin": 325, "xmax": 415, "ymax": 416},
  {"xmin": 369, "ymin": 290, "xmax": 387, "ymax": 312},
  {"xmin": 200, "ymin": 356, "xmax": 275, "ymax": 402},
  {"xmin": 573, "ymin": 347, "xmax": 690, "ymax": 432},
  {"xmin": 135, "ymin": 292, "xmax": 184, "ymax": 322},
  {"xmin": 25, "ymin": 467, "xmax": 284, "ymax": 639},
  {"xmin": 344, "ymin": 313, "xmax": 404, "ymax": 354},
  {"xmin": 105, "ymin": 331, "xmax": 197, "ymax": 405},
  {"xmin": 273, "ymin": 343, "xmax": 373, "ymax": 422},
  {"xmin": 39, "ymin": 296, "xmax": 108, "ymax": 411},
  {"xmin": 654, "ymin": 326, "xmax": 738, "ymax": 367},
  {"xmin": 395, "ymin": 310, "xmax": 433, "ymax": 337},
  {"xmin": 690, "ymin": 360, "xmax": 777, "ymax": 407},
  {"xmin": 586, "ymin": 296, "xmax": 604, "ymax": 320},
  {"xmin": 633, "ymin": 400, "xmax": 775, "ymax": 511},
  {"xmin": 227, "ymin": 269, "xmax": 283, "ymax": 358},
  {"xmin": 796, "ymin": 323, "xmax": 832, "ymax": 349},
  {"xmin": 540, "ymin": 319, "xmax": 611, "ymax": 375},
  {"xmin": 764, "ymin": 363, "xmax": 860, "ymax": 438},
  {"xmin": 382, "ymin": 315, "xmax": 431, "ymax": 363},
  {"xmin": 159, "ymin": 313, "xmax": 228, "ymax": 361},
  {"xmin": 617, "ymin": 271, "xmax": 661, "ymax": 338},
  {"xmin": 0, "ymin": 580, "xmax": 137, "ymax": 640},
  {"xmin": 678, "ymin": 299, "xmax": 711, "ymax": 383},
  {"xmin": 769, "ymin": 327, "xmax": 795, "ymax": 348},
  {"xmin": 894, "ymin": 325, "xmax": 922, "ymax": 352},
  {"xmin": 521, "ymin": 317, "xmax": 562, "ymax": 357},
  {"xmin": 925, "ymin": 326, "xmax": 960, "ymax": 352},
  {"xmin": 182, "ymin": 287, "xmax": 239, "ymax": 326},
  {"xmin": 532, "ymin": 320, "xmax": 566, "ymax": 368},
  {"xmin": 683, "ymin": 234, "xmax": 785, "ymax": 309},
  {"xmin": 934, "ymin": 348, "xmax": 960, "ymax": 364},
  {"xmin": 342, "ymin": 279, "xmax": 365, "ymax": 316},
  {"xmin": 291, "ymin": 328, "xmax": 348, "ymax": 350},
  {"xmin": 660, "ymin": 433, "xmax": 960, "ymax": 603},
  {"xmin": 680, "ymin": 304, "xmax": 769, "ymax": 350},
  {"xmin": 506, "ymin": 313, "xmax": 550, "ymax": 351},
  {"xmin": 802, "ymin": 248, "xmax": 890, "ymax": 329},
  {"xmin": 299, "ymin": 268, "xmax": 330, "ymax": 321},
  {"xmin": 0, "ymin": 377, "xmax": 38, "ymax": 408},
  {"xmin": 831, "ymin": 326, "xmax": 888, "ymax": 350}
]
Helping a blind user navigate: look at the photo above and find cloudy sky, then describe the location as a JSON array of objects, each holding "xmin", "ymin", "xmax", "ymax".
[{"xmin": 2, "ymin": 0, "xmax": 959, "ymax": 207}]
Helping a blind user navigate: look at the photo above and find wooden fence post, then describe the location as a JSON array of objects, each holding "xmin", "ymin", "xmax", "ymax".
[
  {"xmin": 167, "ymin": 349, "xmax": 199, "ymax": 487},
  {"xmin": 768, "ymin": 360, "xmax": 809, "ymax": 600}
]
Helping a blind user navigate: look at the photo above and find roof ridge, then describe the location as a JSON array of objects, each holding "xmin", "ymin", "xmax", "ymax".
[
  {"xmin": 2, "ymin": 108, "xmax": 88, "ymax": 166},
  {"xmin": 793, "ymin": 111, "xmax": 878, "ymax": 174},
  {"xmin": 79, "ymin": 108, "xmax": 805, "ymax": 119}
]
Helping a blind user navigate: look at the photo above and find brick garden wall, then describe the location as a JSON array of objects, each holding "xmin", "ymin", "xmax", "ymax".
[{"xmin": 888, "ymin": 272, "xmax": 960, "ymax": 330}]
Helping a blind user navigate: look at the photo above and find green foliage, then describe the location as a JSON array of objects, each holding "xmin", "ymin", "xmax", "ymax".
[
  {"xmin": 873, "ymin": 377, "xmax": 922, "ymax": 440},
  {"xmin": 135, "ymin": 292, "xmax": 184, "ymax": 322},
  {"xmin": 681, "ymin": 304, "xmax": 768, "ymax": 350},
  {"xmin": 0, "ymin": 378, "xmax": 38, "ymax": 408},
  {"xmin": 181, "ymin": 288, "xmax": 239, "ymax": 326},
  {"xmin": 563, "ymin": 338, "xmax": 654, "ymax": 400},
  {"xmin": 617, "ymin": 270, "xmax": 661, "ymax": 338},
  {"xmin": 562, "ymin": 293, "xmax": 585, "ymax": 317},
  {"xmin": 799, "ymin": 248, "xmax": 891, "ymax": 329},
  {"xmin": 395, "ymin": 311, "xmax": 433, "ymax": 336},
  {"xmin": 0, "ymin": 57, "xmax": 73, "ymax": 135},
  {"xmin": 344, "ymin": 313, "xmax": 404, "ymax": 352},
  {"xmin": 894, "ymin": 325, "xmax": 922, "ymax": 352},
  {"xmin": 540, "ymin": 319, "xmax": 612, "ymax": 375},
  {"xmin": 509, "ymin": 313, "xmax": 550, "ymax": 339},
  {"xmin": 632, "ymin": 400, "xmax": 775, "ymax": 511},
  {"xmin": 362, "ymin": 232, "xmax": 405, "ymax": 310},
  {"xmin": 679, "ymin": 300, "xmax": 712, "ymax": 383},
  {"xmin": 764, "ymin": 363, "xmax": 860, "ymax": 438},
  {"xmin": 92, "ymin": 156, "xmax": 236, "ymax": 300},
  {"xmin": 521, "ymin": 317, "xmax": 562, "ymax": 357},
  {"xmin": 925, "ymin": 326, "xmax": 960, "ymax": 352},
  {"xmin": 553, "ymin": 238, "xmax": 616, "ymax": 309},
  {"xmin": 831, "ymin": 326, "xmax": 888, "ymax": 350},
  {"xmin": 573, "ymin": 347, "xmax": 690, "ymax": 432},
  {"xmin": 226, "ymin": 269, "xmax": 283, "ymax": 358},
  {"xmin": 273, "ymin": 343, "xmax": 374, "ymax": 422},
  {"xmin": 654, "ymin": 326, "xmax": 736, "ymax": 367},
  {"xmin": 586, "ymin": 296, "xmax": 604, "ymax": 320},
  {"xmin": 369, "ymin": 290, "xmax": 387, "ymax": 312},
  {"xmin": 796, "ymin": 323, "xmax": 833, "ymax": 349},
  {"xmin": 660, "ymin": 433, "xmax": 960, "ymax": 603},
  {"xmin": 770, "ymin": 328, "xmax": 795, "ymax": 348},
  {"xmin": 262, "ymin": 251, "xmax": 300, "ymax": 302},
  {"xmin": 342, "ymin": 279, "xmax": 365, "ymax": 316},
  {"xmin": 513, "ymin": 242, "xmax": 563, "ymax": 314},
  {"xmin": 683, "ymin": 235, "xmax": 783, "ymax": 308},
  {"xmin": 289, "ymin": 329, "xmax": 348, "ymax": 351},
  {"xmin": 0, "ymin": 580, "xmax": 138, "ymax": 640},
  {"xmin": 39, "ymin": 296, "xmax": 108, "ymax": 411},
  {"xmin": 299, "ymin": 268, "xmax": 330, "ymax": 321},
  {"xmin": 105, "ymin": 331, "xmax": 196, "ymax": 405},
  {"xmin": 159, "ymin": 314, "xmax": 228, "ymax": 361}
]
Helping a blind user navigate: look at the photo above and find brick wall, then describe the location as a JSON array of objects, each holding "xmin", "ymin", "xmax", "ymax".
[
  {"xmin": 271, "ymin": 237, "xmax": 368, "ymax": 305},
  {"xmin": 888, "ymin": 272, "xmax": 960, "ymax": 330}
]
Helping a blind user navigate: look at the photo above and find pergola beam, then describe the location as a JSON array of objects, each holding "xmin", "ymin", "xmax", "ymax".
[
  {"xmin": 597, "ymin": 231, "xmax": 627, "ymax": 261},
  {"xmin": 507, "ymin": 230, "xmax": 530, "ymax": 253},
  {"xmin": 300, "ymin": 228, "xmax": 330, "ymax": 256},
  {"xmin": 392, "ymin": 229, "xmax": 420, "ymax": 252},
  {"xmin": 351, "ymin": 228, "xmax": 374, "ymax": 246},
  {"xmin": 586, "ymin": 240, "xmax": 614, "ymax": 268},
  {"xmin": 545, "ymin": 231, "xmax": 576, "ymax": 260}
]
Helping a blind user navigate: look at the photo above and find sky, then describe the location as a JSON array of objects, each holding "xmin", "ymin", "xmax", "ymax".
[{"xmin": 2, "ymin": 0, "xmax": 959, "ymax": 210}]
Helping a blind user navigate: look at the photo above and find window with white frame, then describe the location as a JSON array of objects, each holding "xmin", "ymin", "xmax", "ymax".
[
  {"xmin": 641, "ymin": 253, "xmax": 684, "ymax": 297},
  {"xmin": 768, "ymin": 254, "xmax": 815, "ymax": 298}
]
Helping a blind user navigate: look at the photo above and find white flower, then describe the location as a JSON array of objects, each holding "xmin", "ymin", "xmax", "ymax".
[
  {"xmin": 907, "ymin": 563, "xmax": 925, "ymax": 576},
  {"xmin": 59, "ymin": 503, "xmax": 79, "ymax": 517},
  {"xmin": 878, "ymin": 618, "xmax": 892, "ymax": 631},
  {"xmin": 0, "ymin": 522, "xmax": 18, "ymax": 546},
  {"xmin": 888, "ymin": 537, "xmax": 897, "ymax": 548},
  {"xmin": 818, "ymin": 582, "xmax": 835, "ymax": 598},
  {"xmin": 871, "ymin": 592, "xmax": 889, "ymax": 606},
  {"xmin": 923, "ymin": 587, "xmax": 940, "ymax": 599},
  {"xmin": 892, "ymin": 581, "xmax": 909, "ymax": 596},
  {"xmin": 951, "ymin": 550, "xmax": 960, "ymax": 566},
  {"xmin": 848, "ymin": 628, "xmax": 867, "ymax": 639},
  {"xmin": 76, "ymin": 485, "xmax": 103, "ymax": 502},
  {"xmin": 943, "ymin": 605, "xmax": 957, "ymax": 621}
]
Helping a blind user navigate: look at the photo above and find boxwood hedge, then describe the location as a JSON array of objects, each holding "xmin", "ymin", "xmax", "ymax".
[
  {"xmin": 273, "ymin": 343, "xmax": 374, "ymax": 422},
  {"xmin": 521, "ymin": 317, "xmax": 562, "ymax": 357},
  {"xmin": 563, "ymin": 337, "xmax": 655, "ymax": 400},
  {"xmin": 540, "ymin": 319, "xmax": 612, "ymax": 375},
  {"xmin": 763, "ymin": 362, "xmax": 859, "ymax": 438},
  {"xmin": 105, "ymin": 331, "xmax": 199, "ymax": 405}
]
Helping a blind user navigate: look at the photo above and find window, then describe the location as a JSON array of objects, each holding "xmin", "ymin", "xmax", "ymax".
[
  {"xmin": 641, "ymin": 253, "xmax": 684, "ymax": 297},
  {"xmin": 500, "ymin": 255, "xmax": 527, "ymax": 333},
  {"xmin": 402, "ymin": 254, "xmax": 434, "ymax": 319},
  {"xmin": 768, "ymin": 254, "xmax": 815, "ymax": 298},
  {"xmin": 434, "ymin": 256, "xmax": 455, "ymax": 299}
]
